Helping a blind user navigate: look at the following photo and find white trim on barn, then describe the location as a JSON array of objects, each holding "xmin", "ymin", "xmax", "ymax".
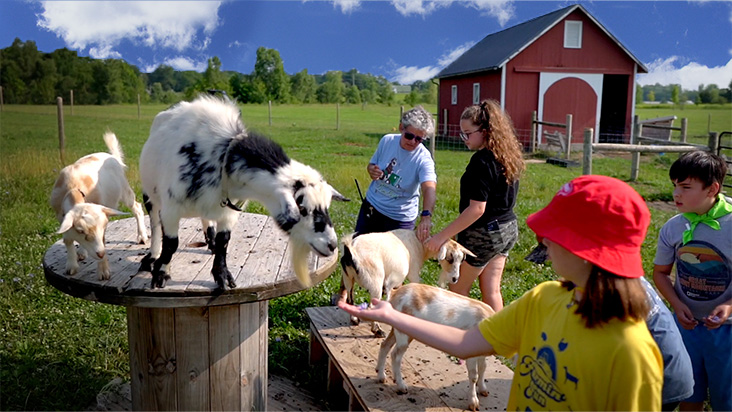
[
  {"xmin": 500, "ymin": 64, "xmax": 506, "ymax": 110},
  {"xmin": 537, "ymin": 72, "xmax": 603, "ymax": 143}
]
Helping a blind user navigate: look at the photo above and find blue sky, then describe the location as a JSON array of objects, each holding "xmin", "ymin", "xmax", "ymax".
[{"xmin": 1, "ymin": 1, "xmax": 730, "ymax": 90}]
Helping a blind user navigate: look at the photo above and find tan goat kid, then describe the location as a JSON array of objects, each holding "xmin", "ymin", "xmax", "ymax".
[
  {"xmin": 50, "ymin": 131, "xmax": 148, "ymax": 280},
  {"xmin": 338, "ymin": 229, "xmax": 475, "ymax": 336},
  {"xmin": 379, "ymin": 283, "xmax": 495, "ymax": 411}
]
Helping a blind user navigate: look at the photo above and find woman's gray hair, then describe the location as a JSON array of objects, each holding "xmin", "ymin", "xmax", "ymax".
[{"xmin": 401, "ymin": 105, "xmax": 435, "ymax": 139}]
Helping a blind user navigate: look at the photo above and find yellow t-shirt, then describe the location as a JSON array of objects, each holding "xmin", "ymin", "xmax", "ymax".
[{"xmin": 479, "ymin": 281, "xmax": 663, "ymax": 411}]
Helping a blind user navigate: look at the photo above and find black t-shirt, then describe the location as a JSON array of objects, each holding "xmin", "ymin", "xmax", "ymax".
[{"xmin": 459, "ymin": 148, "xmax": 518, "ymax": 229}]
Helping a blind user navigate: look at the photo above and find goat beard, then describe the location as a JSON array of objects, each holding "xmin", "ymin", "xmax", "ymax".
[{"xmin": 290, "ymin": 241, "xmax": 313, "ymax": 287}]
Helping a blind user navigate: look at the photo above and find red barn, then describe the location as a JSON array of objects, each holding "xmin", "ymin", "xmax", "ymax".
[{"xmin": 436, "ymin": 4, "xmax": 647, "ymax": 147}]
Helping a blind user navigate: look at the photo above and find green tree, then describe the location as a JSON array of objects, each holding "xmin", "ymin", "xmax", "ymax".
[
  {"xmin": 291, "ymin": 69, "xmax": 316, "ymax": 103},
  {"xmin": 316, "ymin": 71, "xmax": 345, "ymax": 103},
  {"xmin": 253, "ymin": 47, "xmax": 290, "ymax": 102},
  {"xmin": 344, "ymin": 84, "xmax": 362, "ymax": 104},
  {"xmin": 671, "ymin": 84, "xmax": 680, "ymax": 106},
  {"xmin": 635, "ymin": 84, "xmax": 643, "ymax": 104},
  {"xmin": 647, "ymin": 90, "xmax": 655, "ymax": 102}
]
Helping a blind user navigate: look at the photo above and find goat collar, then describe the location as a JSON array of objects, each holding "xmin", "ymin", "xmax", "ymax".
[{"xmin": 220, "ymin": 137, "xmax": 244, "ymax": 212}]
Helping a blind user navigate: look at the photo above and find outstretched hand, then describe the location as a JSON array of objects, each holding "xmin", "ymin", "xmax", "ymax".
[{"xmin": 337, "ymin": 298, "xmax": 394, "ymax": 323}]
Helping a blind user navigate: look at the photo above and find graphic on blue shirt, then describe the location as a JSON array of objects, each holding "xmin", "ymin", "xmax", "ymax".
[
  {"xmin": 519, "ymin": 332, "xmax": 574, "ymax": 407},
  {"xmin": 379, "ymin": 157, "xmax": 401, "ymax": 188},
  {"xmin": 676, "ymin": 240, "xmax": 730, "ymax": 301}
]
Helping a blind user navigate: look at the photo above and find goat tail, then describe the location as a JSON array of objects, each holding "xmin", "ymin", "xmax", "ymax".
[
  {"xmin": 103, "ymin": 130, "xmax": 126, "ymax": 167},
  {"xmin": 290, "ymin": 240, "xmax": 312, "ymax": 288},
  {"xmin": 339, "ymin": 233, "xmax": 360, "ymax": 277}
]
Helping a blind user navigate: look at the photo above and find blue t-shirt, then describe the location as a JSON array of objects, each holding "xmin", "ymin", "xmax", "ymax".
[
  {"xmin": 365, "ymin": 134, "xmax": 436, "ymax": 222},
  {"xmin": 641, "ymin": 277, "xmax": 695, "ymax": 404}
]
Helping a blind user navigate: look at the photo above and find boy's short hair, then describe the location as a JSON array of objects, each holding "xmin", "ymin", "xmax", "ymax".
[{"xmin": 669, "ymin": 151, "xmax": 727, "ymax": 189}]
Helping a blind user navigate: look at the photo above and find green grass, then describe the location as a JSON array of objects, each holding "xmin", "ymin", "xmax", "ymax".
[{"xmin": 0, "ymin": 102, "xmax": 718, "ymax": 410}]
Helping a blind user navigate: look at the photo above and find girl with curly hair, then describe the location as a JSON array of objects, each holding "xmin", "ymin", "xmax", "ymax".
[{"xmin": 425, "ymin": 99, "xmax": 525, "ymax": 310}]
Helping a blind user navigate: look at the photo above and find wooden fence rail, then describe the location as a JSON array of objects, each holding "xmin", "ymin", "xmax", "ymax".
[{"xmin": 582, "ymin": 128, "xmax": 719, "ymax": 180}]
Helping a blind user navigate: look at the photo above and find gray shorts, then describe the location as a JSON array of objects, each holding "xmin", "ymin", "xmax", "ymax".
[{"xmin": 457, "ymin": 219, "xmax": 518, "ymax": 267}]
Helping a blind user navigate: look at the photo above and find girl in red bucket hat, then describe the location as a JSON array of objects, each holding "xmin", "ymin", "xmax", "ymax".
[{"xmin": 339, "ymin": 175, "xmax": 663, "ymax": 411}]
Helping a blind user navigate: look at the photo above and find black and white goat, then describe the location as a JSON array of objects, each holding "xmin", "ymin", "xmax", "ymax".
[
  {"xmin": 138, "ymin": 95, "xmax": 348, "ymax": 290},
  {"xmin": 51, "ymin": 131, "xmax": 148, "ymax": 280},
  {"xmin": 379, "ymin": 283, "xmax": 495, "ymax": 411},
  {"xmin": 338, "ymin": 229, "xmax": 475, "ymax": 336}
]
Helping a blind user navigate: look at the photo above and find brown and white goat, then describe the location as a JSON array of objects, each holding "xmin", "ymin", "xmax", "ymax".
[
  {"xmin": 378, "ymin": 283, "xmax": 495, "ymax": 411},
  {"xmin": 50, "ymin": 131, "xmax": 148, "ymax": 280},
  {"xmin": 338, "ymin": 229, "xmax": 475, "ymax": 336}
]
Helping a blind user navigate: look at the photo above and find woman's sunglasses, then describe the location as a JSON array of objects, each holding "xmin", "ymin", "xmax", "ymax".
[{"xmin": 404, "ymin": 132, "xmax": 426, "ymax": 143}]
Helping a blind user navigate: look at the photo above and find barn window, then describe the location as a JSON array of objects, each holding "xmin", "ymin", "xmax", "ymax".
[
  {"xmin": 451, "ymin": 85, "xmax": 457, "ymax": 105},
  {"xmin": 473, "ymin": 83, "xmax": 480, "ymax": 104},
  {"xmin": 564, "ymin": 21, "xmax": 582, "ymax": 49}
]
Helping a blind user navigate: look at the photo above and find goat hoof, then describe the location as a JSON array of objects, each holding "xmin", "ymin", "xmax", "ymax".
[
  {"xmin": 349, "ymin": 316, "xmax": 360, "ymax": 326},
  {"xmin": 373, "ymin": 329, "xmax": 386, "ymax": 338},
  {"xmin": 151, "ymin": 272, "xmax": 170, "ymax": 289},
  {"xmin": 396, "ymin": 387, "xmax": 408, "ymax": 395}
]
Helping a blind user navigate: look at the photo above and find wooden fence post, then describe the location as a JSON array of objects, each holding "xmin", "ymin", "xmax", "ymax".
[
  {"xmin": 70, "ymin": 90, "xmax": 74, "ymax": 116},
  {"xmin": 57, "ymin": 97, "xmax": 66, "ymax": 165},
  {"xmin": 680, "ymin": 118, "xmax": 688, "ymax": 143},
  {"xmin": 565, "ymin": 114, "xmax": 573, "ymax": 159},
  {"xmin": 582, "ymin": 128, "xmax": 593, "ymax": 175},
  {"xmin": 630, "ymin": 115, "xmax": 641, "ymax": 181},
  {"xmin": 708, "ymin": 132, "xmax": 720, "ymax": 154},
  {"xmin": 268, "ymin": 101, "xmax": 272, "ymax": 126},
  {"xmin": 530, "ymin": 111, "xmax": 537, "ymax": 153}
]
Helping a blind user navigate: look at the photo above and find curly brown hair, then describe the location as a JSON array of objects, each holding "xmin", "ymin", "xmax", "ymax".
[{"xmin": 461, "ymin": 99, "xmax": 525, "ymax": 183}]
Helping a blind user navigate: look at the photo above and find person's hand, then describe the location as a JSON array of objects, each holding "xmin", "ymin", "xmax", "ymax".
[
  {"xmin": 672, "ymin": 302, "xmax": 699, "ymax": 330},
  {"xmin": 703, "ymin": 303, "xmax": 731, "ymax": 330},
  {"xmin": 416, "ymin": 218, "xmax": 431, "ymax": 241},
  {"xmin": 337, "ymin": 298, "xmax": 393, "ymax": 323},
  {"xmin": 424, "ymin": 233, "xmax": 447, "ymax": 254},
  {"xmin": 367, "ymin": 164, "xmax": 383, "ymax": 180}
]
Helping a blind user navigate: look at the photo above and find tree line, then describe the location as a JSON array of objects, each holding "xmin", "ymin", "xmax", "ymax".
[
  {"xmin": 636, "ymin": 82, "xmax": 731, "ymax": 105},
  {"xmin": 0, "ymin": 38, "xmax": 437, "ymax": 106}
]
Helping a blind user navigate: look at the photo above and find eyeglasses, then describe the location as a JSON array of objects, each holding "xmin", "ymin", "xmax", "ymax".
[
  {"xmin": 459, "ymin": 129, "xmax": 481, "ymax": 141},
  {"xmin": 403, "ymin": 132, "xmax": 426, "ymax": 143}
]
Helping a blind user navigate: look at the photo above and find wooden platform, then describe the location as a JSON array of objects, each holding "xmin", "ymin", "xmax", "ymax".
[{"xmin": 306, "ymin": 306, "xmax": 513, "ymax": 411}]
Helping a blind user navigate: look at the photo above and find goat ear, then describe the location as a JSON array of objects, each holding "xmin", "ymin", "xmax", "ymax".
[
  {"xmin": 102, "ymin": 207, "xmax": 128, "ymax": 217},
  {"xmin": 461, "ymin": 244, "xmax": 477, "ymax": 258},
  {"xmin": 57, "ymin": 213, "xmax": 75, "ymax": 234},
  {"xmin": 437, "ymin": 243, "xmax": 448, "ymax": 261},
  {"xmin": 330, "ymin": 186, "xmax": 350, "ymax": 202}
]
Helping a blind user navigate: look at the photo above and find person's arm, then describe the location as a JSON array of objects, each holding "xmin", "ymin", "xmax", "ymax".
[
  {"xmin": 416, "ymin": 181, "xmax": 436, "ymax": 241},
  {"xmin": 424, "ymin": 199, "xmax": 485, "ymax": 254},
  {"xmin": 653, "ymin": 263, "xmax": 698, "ymax": 329},
  {"xmin": 337, "ymin": 298, "xmax": 495, "ymax": 359}
]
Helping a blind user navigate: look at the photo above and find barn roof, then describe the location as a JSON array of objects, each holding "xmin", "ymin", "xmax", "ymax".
[{"xmin": 437, "ymin": 4, "xmax": 648, "ymax": 79}]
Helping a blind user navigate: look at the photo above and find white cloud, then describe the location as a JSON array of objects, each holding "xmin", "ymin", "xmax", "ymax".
[
  {"xmin": 333, "ymin": 0, "xmax": 361, "ymax": 13},
  {"xmin": 140, "ymin": 56, "xmax": 208, "ymax": 73},
  {"xmin": 36, "ymin": 1, "xmax": 221, "ymax": 57},
  {"xmin": 638, "ymin": 57, "xmax": 732, "ymax": 90},
  {"xmin": 387, "ymin": 0, "xmax": 513, "ymax": 24},
  {"xmin": 390, "ymin": 41, "xmax": 475, "ymax": 84}
]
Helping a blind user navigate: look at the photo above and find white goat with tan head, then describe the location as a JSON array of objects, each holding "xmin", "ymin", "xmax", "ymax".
[
  {"xmin": 50, "ymin": 131, "xmax": 148, "ymax": 280},
  {"xmin": 379, "ymin": 283, "xmax": 495, "ymax": 412},
  {"xmin": 138, "ymin": 95, "xmax": 348, "ymax": 290},
  {"xmin": 337, "ymin": 228, "xmax": 475, "ymax": 336}
]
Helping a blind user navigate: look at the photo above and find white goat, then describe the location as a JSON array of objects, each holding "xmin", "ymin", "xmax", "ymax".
[
  {"xmin": 50, "ymin": 131, "xmax": 148, "ymax": 280},
  {"xmin": 378, "ymin": 283, "xmax": 495, "ymax": 411},
  {"xmin": 138, "ymin": 95, "xmax": 348, "ymax": 290},
  {"xmin": 337, "ymin": 229, "xmax": 475, "ymax": 336}
]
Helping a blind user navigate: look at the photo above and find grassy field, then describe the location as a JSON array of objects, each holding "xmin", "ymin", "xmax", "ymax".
[{"xmin": 0, "ymin": 102, "xmax": 726, "ymax": 410}]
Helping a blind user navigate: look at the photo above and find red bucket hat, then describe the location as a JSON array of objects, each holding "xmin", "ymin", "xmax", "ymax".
[{"xmin": 526, "ymin": 175, "xmax": 650, "ymax": 278}]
